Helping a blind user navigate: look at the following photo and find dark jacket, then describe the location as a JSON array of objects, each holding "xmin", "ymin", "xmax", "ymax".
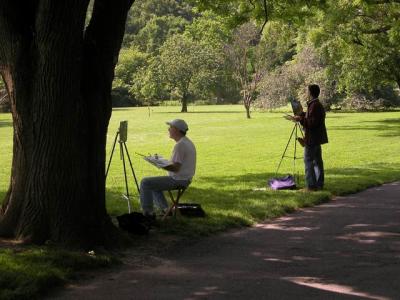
[{"xmin": 300, "ymin": 98, "xmax": 328, "ymax": 146}]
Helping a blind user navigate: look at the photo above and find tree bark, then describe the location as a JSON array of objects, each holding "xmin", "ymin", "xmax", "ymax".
[
  {"xmin": 181, "ymin": 93, "xmax": 188, "ymax": 112},
  {"xmin": 243, "ymin": 93, "xmax": 251, "ymax": 119},
  {"xmin": 245, "ymin": 104, "xmax": 251, "ymax": 119},
  {"xmin": 0, "ymin": 0, "xmax": 134, "ymax": 248}
]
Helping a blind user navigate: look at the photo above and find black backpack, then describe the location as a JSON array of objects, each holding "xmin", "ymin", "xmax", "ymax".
[{"xmin": 116, "ymin": 212, "xmax": 150, "ymax": 235}]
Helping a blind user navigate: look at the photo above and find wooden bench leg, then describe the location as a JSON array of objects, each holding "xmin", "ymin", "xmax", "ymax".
[{"xmin": 162, "ymin": 189, "xmax": 185, "ymax": 221}]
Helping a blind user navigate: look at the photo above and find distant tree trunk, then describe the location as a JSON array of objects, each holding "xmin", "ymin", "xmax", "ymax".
[
  {"xmin": 243, "ymin": 92, "xmax": 252, "ymax": 119},
  {"xmin": 245, "ymin": 104, "xmax": 251, "ymax": 119},
  {"xmin": 0, "ymin": 0, "xmax": 134, "ymax": 248},
  {"xmin": 181, "ymin": 93, "xmax": 188, "ymax": 112}
]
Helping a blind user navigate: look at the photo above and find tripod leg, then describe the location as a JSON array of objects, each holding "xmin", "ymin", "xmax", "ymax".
[
  {"xmin": 294, "ymin": 122, "xmax": 305, "ymax": 184},
  {"xmin": 120, "ymin": 142, "xmax": 132, "ymax": 213},
  {"xmin": 123, "ymin": 142, "xmax": 140, "ymax": 194},
  {"xmin": 105, "ymin": 131, "xmax": 119, "ymax": 178},
  {"xmin": 294, "ymin": 124, "xmax": 298, "ymax": 176},
  {"xmin": 299, "ymin": 123, "xmax": 305, "ymax": 138},
  {"xmin": 275, "ymin": 124, "xmax": 296, "ymax": 175}
]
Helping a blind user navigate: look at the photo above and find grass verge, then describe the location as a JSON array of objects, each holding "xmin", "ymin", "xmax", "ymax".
[{"xmin": 0, "ymin": 246, "xmax": 118, "ymax": 300}]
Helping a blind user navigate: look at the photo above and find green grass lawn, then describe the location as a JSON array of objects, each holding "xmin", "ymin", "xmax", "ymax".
[{"xmin": 0, "ymin": 105, "xmax": 400, "ymax": 299}]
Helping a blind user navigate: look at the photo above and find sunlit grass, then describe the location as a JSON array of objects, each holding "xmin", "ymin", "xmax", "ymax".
[
  {"xmin": 1, "ymin": 106, "xmax": 400, "ymax": 232},
  {"xmin": 0, "ymin": 105, "xmax": 399, "ymax": 298}
]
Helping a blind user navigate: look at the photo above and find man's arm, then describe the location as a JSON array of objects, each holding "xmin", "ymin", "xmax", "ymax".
[
  {"xmin": 163, "ymin": 162, "xmax": 181, "ymax": 172},
  {"xmin": 294, "ymin": 103, "xmax": 323, "ymax": 128}
]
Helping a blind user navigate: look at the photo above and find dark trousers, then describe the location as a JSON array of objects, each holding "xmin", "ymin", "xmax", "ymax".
[{"xmin": 304, "ymin": 144, "xmax": 324, "ymax": 189}]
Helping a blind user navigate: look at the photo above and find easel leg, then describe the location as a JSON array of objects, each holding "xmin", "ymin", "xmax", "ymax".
[
  {"xmin": 122, "ymin": 142, "xmax": 140, "ymax": 194},
  {"xmin": 275, "ymin": 124, "xmax": 296, "ymax": 175},
  {"xmin": 293, "ymin": 124, "xmax": 298, "ymax": 177},
  {"xmin": 120, "ymin": 142, "xmax": 132, "ymax": 213},
  {"xmin": 105, "ymin": 131, "xmax": 119, "ymax": 178}
]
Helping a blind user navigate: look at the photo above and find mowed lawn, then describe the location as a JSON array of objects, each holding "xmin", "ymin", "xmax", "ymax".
[
  {"xmin": 1, "ymin": 105, "xmax": 399, "ymax": 237},
  {"xmin": 0, "ymin": 105, "xmax": 400, "ymax": 298}
]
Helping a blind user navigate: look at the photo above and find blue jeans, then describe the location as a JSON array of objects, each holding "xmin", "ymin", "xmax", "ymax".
[
  {"xmin": 140, "ymin": 176, "xmax": 190, "ymax": 215},
  {"xmin": 304, "ymin": 144, "xmax": 324, "ymax": 189}
]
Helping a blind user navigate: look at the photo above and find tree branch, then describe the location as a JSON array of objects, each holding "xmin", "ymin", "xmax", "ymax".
[
  {"xmin": 0, "ymin": 0, "xmax": 39, "ymax": 64},
  {"xmin": 259, "ymin": 0, "xmax": 268, "ymax": 35},
  {"xmin": 369, "ymin": 0, "xmax": 400, "ymax": 4}
]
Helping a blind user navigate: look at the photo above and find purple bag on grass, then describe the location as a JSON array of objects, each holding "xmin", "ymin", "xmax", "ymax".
[{"xmin": 268, "ymin": 175, "xmax": 296, "ymax": 190}]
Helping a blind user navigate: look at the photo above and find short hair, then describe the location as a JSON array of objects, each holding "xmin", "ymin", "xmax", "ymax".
[
  {"xmin": 308, "ymin": 84, "xmax": 320, "ymax": 98},
  {"xmin": 179, "ymin": 130, "xmax": 187, "ymax": 136}
]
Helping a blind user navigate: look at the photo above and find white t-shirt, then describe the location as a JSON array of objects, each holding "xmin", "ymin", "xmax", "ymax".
[{"xmin": 168, "ymin": 136, "xmax": 196, "ymax": 181}]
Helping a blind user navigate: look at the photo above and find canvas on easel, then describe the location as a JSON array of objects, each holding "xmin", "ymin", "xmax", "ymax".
[{"xmin": 290, "ymin": 99, "xmax": 303, "ymax": 116}]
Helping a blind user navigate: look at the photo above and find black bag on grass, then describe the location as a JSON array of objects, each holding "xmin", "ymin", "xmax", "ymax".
[
  {"xmin": 117, "ymin": 212, "xmax": 149, "ymax": 235},
  {"xmin": 177, "ymin": 203, "xmax": 206, "ymax": 218}
]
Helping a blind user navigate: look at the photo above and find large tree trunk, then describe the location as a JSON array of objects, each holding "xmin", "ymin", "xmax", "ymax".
[{"xmin": 0, "ymin": 0, "xmax": 134, "ymax": 248}]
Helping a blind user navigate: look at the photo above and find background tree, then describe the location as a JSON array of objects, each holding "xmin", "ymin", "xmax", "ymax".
[
  {"xmin": 258, "ymin": 44, "xmax": 339, "ymax": 110},
  {"xmin": 224, "ymin": 22, "xmax": 267, "ymax": 118},
  {"xmin": 112, "ymin": 47, "xmax": 148, "ymax": 106},
  {"xmin": 129, "ymin": 56, "xmax": 170, "ymax": 104},
  {"xmin": 0, "ymin": 80, "xmax": 10, "ymax": 113},
  {"xmin": 123, "ymin": 0, "xmax": 194, "ymax": 47},
  {"xmin": 132, "ymin": 15, "xmax": 189, "ymax": 54},
  {"xmin": 194, "ymin": 0, "xmax": 400, "ymax": 111},
  {"xmin": 183, "ymin": 11, "xmax": 238, "ymax": 103},
  {"xmin": 158, "ymin": 33, "xmax": 220, "ymax": 112},
  {"xmin": 306, "ymin": 0, "xmax": 400, "ymax": 108},
  {"xmin": 0, "ymin": 0, "xmax": 134, "ymax": 247}
]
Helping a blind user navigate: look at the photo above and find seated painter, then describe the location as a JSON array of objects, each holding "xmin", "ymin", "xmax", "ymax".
[{"xmin": 140, "ymin": 119, "xmax": 196, "ymax": 218}]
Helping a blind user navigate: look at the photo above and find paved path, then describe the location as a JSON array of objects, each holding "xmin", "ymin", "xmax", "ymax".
[{"xmin": 52, "ymin": 182, "xmax": 400, "ymax": 300}]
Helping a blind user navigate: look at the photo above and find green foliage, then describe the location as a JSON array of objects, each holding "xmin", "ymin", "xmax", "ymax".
[
  {"xmin": 123, "ymin": 0, "xmax": 194, "ymax": 47},
  {"xmin": 307, "ymin": 0, "xmax": 400, "ymax": 93},
  {"xmin": 191, "ymin": 0, "xmax": 318, "ymax": 29},
  {"xmin": 257, "ymin": 45, "xmax": 339, "ymax": 110},
  {"xmin": 158, "ymin": 33, "xmax": 221, "ymax": 107},
  {"xmin": 113, "ymin": 48, "xmax": 148, "ymax": 90},
  {"xmin": 129, "ymin": 56, "xmax": 170, "ymax": 104},
  {"xmin": 113, "ymin": 0, "xmax": 400, "ymax": 109},
  {"xmin": 184, "ymin": 10, "xmax": 230, "ymax": 48},
  {"xmin": 112, "ymin": 48, "xmax": 150, "ymax": 106},
  {"xmin": 133, "ymin": 15, "xmax": 189, "ymax": 53}
]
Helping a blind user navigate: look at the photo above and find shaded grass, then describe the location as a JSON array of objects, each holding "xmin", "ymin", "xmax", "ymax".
[
  {"xmin": 0, "ymin": 106, "xmax": 400, "ymax": 298},
  {"xmin": 0, "ymin": 247, "xmax": 118, "ymax": 300}
]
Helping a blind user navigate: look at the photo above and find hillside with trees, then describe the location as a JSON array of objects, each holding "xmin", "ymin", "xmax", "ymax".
[{"xmin": 112, "ymin": 0, "xmax": 400, "ymax": 115}]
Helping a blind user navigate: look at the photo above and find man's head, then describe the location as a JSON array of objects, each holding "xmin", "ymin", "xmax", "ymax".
[
  {"xmin": 166, "ymin": 119, "xmax": 188, "ymax": 140},
  {"xmin": 308, "ymin": 84, "xmax": 320, "ymax": 99}
]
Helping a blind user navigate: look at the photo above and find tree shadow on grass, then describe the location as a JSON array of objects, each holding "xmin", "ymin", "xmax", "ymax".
[
  {"xmin": 324, "ymin": 163, "xmax": 400, "ymax": 195},
  {"xmin": 363, "ymin": 118, "xmax": 400, "ymax": 137},
  {"xmin": 0, "ymin": 190, "xmax": 6, "ymax": 205},
  {"xmin": 155, "ymin": 110, "xmax": 244, "ymax": 114},
  {"xmin": 106, "ymin": 163, "xmax": 400, "ymax": 239},
  {"xmin": 329, "ymin": 118, "xmax": 400, "ymax": 137},
  {"xmin": 0, "ymin": 120, "xmax": 12, "ymax": 128}
]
